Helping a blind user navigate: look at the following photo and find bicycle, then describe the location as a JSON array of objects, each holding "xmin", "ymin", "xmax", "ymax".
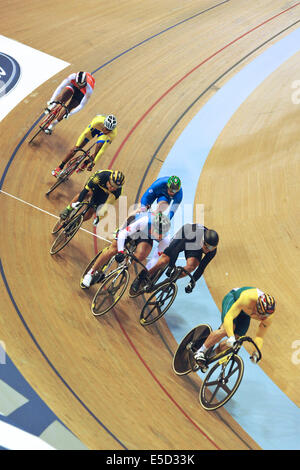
[
  {"xmin": 172, "ymin": 324, "xmax": 262, "ymax": 411},
  {"xmin": 28, "ymin": 101, "xmax": 69, "ymax": 144},
  {"xmin": 90, "ymin": 240, "xmax": 149, "ymax": 317},
  {"xmin": 138, "ymin": 266, "xmax": 195, "ymax": 327},
  {"xmin": 50, "ymin": 200, "xmax": 97, "ymax": 255},
  {"xmin": 45, "ymin": 144, "xmax": 96, "ymax": 196}
]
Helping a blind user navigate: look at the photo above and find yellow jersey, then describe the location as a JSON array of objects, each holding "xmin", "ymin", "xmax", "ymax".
[{"xmin": 76, "ymin": 115, "xmax": 117, "ymax": 163}]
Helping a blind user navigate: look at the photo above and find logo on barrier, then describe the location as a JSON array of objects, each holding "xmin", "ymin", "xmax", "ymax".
[{"xmin": 0, "ymin": 52, "xmax": 21, "ymax": 97}]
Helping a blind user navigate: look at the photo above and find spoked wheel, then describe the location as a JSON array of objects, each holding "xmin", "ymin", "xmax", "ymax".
[
  {"xmin": 51, "ymin": 217, "xmax": 67, "ymax": 235},
  {"xmin": 91, "ymin": 268, "xmax": 129, "ymax": 316},
  {"xmin": 50, "ymin": 214, "xmax": 83, "ymax": 255},
  {"xmin": 139, "ymin": 282, "xmax": 177, "ymax": 326},
  {"xmin": 173, "ymin": 324, "xmax": 212, "ymax": 375},
  {"xmin": 199, "ymin": 354, "xmax": 244, "ymax": 411}
]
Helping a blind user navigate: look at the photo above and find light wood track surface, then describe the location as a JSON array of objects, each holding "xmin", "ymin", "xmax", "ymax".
[{"xmin": 0, "ymin": 0, "xmax": 299, "ymax": 450}]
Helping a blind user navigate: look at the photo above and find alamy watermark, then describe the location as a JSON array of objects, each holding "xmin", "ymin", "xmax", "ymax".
[
  {"xmin": 291, "ymin": 80, "xmax": 300, "ymax": 104},
  {"xmin": 291, "ymin": 340, "xmax": 300, "ymax": 365}
]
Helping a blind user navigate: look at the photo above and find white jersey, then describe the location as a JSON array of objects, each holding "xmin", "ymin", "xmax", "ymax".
[{"xmin": 117, "ymin": 215, "xmax": 170, "ymax": 269}]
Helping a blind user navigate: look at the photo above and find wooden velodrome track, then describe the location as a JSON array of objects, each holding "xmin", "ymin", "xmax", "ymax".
[{"xmin": 1, "ymin": 0, "xmax": 300, "ymax": 450}]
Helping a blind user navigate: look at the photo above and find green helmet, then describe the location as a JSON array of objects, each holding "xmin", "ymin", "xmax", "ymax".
[{"xmin": 167, "ymin": 176, "xmax": 181, "ymax": 193}]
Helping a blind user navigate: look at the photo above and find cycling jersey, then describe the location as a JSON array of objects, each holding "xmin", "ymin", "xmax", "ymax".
[
  {"xmin": 140, "ymin": 177, "xmax": 183, "ymax": 219},
  {"xmin": 163, "ymin": 223, "xmax": 217, "ymax": 281},
  {"xmin": 75, "ymin": 115, "xmax": 117, "ymax": 163},
  {"xmin": 117, "ymin": 213, "xmax": 170, "ymax": 269},
  {"xmin": 222, "ymin": 287, "xmax": 274, "ymax": 349},
  {"xmin": 50, "ymin": 72, "xmax": 95, "ymax": 116},
  {"xmin": 83, "ymin": 170, "xmax": 122, "ymax": 209}
]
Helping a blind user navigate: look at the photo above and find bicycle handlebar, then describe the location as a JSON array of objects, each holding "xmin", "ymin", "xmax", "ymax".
[
  {"xmin": 49, "ymin": 101, "xmax": 70, "ymax": 116},
  {"xmin": 170, "ymin": 266, "xmax": 195, "ymax": 287},
  {"xmin": 233, "ymin": 336, "xmax": 262, "ymax": 362}
]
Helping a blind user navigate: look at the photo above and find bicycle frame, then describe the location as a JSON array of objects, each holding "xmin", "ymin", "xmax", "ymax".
[{"xmin": 201, "ymin": 335, "xmax": 262, "ymax": 371}]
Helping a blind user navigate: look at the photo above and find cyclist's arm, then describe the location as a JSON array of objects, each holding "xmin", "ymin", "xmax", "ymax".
[
  {"xmin": 93, "ymin": 138, "xmax": 111, "ymax": 163},
  {"xmin": 97, "ymin": 193, "xmax": 117, "ymax": 218},
  {"xmin": 49, "ymin": 74, "xmax": 73, "ymax": 102},
  {"xmin": 140, "ymin": 179, "xmax": 165, "ymax": 208},
  {"xmin": 192, "ymin": 249, "xmax": 217, "ymax": 282},
  {"xmin": 168, "ymin": 190, "xmax": 183, "ymax": 219},
  {"xmin": 117, "ymin": 216, "xmax": 148, "ymax": 252},
  {"xmin": 253, "ymin": 316, "xmax": 273, "ymax": 353}
]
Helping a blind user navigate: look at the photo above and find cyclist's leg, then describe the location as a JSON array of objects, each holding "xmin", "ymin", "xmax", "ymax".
[
  {"xmin": 130, "ymin": 240, "xmax": 153, "ymax": 293},
  {"xmin": 82, "ymin": 241, "xmax": 117, "ymax": 287},
  {"xmin": 179, "ymin": 254, "xmax": 199, "ymax": 278}
]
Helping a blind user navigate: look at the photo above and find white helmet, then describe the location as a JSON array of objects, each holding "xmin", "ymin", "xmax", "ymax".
[
  {"xmin": 104, "ymin": 114, "xmax": 117, "ymax": 131},
  {"xmin": 75, "ymin": 71, "xmax": 87, "ymax": 86}
]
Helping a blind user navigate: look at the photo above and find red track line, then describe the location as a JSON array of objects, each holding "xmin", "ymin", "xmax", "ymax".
[
  {"xmin": 115, "ymin": 315, "xmax": 221, "ymax": 450},
  {"xmin": 98, "ymin": 3, "xmax": 300, "ymax": 449},
  {"xmin": 108, "ymin": 1, "xmax": 300, "ymax": 169}
]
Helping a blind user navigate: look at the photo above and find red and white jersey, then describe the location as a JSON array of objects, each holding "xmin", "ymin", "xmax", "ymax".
[{"xmin": 50, "ymin": 72, "xmax": 95, "ymax": 116}]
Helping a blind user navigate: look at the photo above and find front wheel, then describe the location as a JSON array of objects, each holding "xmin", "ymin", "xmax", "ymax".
[
  {"xmin": 139, "ymin": 282, "xmax": 177, "ymax": 326},
  {"xmin": 91, "ymin": 268, "xmax": 129, "ymax": 316},
  {"xmin": 199, "ymin": 354, "xmax": 244, "ymax": 411},
  {"xmin": 50, "ymin": 214, "xmax": 83, "ymax": 255}
]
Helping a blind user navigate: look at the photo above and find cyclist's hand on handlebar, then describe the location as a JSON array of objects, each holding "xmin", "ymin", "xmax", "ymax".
[
  {"xmin": 166, "ymin": 266, "xmax": 175, "ymax": 277},
  {"xmin": 226, "ymin": 336, "xmax": 236, "ymax": 348},
  {"xmin": 63, "ymin": 112, "xmax": 69, "ymax": 119},
  {"xmin": 115, "ymin": 252, "xmax": 125, "ymax": 263},
  {"xmin": 250, "ymin": 351, "xmax": 260, "ymax": 364},
  {"xmin": 185, "ymin": 281, "xmax": 194, "ymax": 294}
]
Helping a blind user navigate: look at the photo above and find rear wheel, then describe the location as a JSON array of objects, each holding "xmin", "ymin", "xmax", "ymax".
[
  {"xmin": 91, "ymin": 268, "xmax": 129, "ymax": 316},
  {"xmin": 199, "ymin": 355, "xmax": 244, "ymax": 410},
  {"xmin": 50, "ymin": 214, "xmax": 83, "ymax": 255},
  {"xmin": 139, "ymin": 282, "xmax": 177, "ymax": 326},
  {"xmin": 173, "ymin": 324, "xmax": 212, "ymax": 375}
]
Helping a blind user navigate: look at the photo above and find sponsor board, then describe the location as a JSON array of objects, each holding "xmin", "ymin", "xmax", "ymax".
[{"xmin": 0, "ymin": 35, "xmax": 69, "ymax": 122}]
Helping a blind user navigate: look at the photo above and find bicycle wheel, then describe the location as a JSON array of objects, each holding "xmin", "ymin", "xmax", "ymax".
[
  {"xmin": 50, "ymin": 214, "xmax": 83, "ymax": 255},
  {"xmin": 46, "ymin": 156, "xmax": 84, "ymax": 196},
  {"xmin": 199, "ymin": 355, "xmax": 244, "ymax": 411},
  {"xmin": 129, "ymin": 266, "xmax": 166, "ymax": 298},
  {"xmin": 51, "ymin": 217, "xmax": 67, "ymax": 235},
  {"xmin": 28, "ymin": 113, "xmax": 54, "ymax": 144},
  {"xmin": 91, "ymin": 268, "xmax": 129, "ymax": 316},
  {"xmin": 173, "ymin": 324, "xmax": 212, "ymax": 375},
  {"xmin": 139, "ymin": 282, "xmax": 177, "ymax": 326}
]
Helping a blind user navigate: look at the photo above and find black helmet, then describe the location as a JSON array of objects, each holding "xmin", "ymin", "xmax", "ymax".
[{"xmin": 204, "ymin": 229, "xmax": 219, "ymax": 249}]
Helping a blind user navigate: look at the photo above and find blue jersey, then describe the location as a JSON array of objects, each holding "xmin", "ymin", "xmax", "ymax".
[{"xmin": 140, "ymin": 177, "xmax": 183, "ymax": 220}]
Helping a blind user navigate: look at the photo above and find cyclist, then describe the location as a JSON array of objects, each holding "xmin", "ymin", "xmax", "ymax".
[
  {"xmin": 44, "ymin": 71, "xmax": 95, "ymax": 134},
  {"xmin": 81, "ymin": 212, "xmax": 171, "ymax": 288},
  {"xmin": 138, "ymin": 223, "xmax": 219, "ymax": 293},
  {"xmin": 58, "ymin": 169, "xmax": 125, "ymax": 223},
  {"xmin": 119, "ymin": 175, "xmax": 183, "ymax": 230},
  {"xmin": 52, "ymin": 114, "xmax": 117, "ymax": 177},
  {"xmin": 193, "ymin": 287, "xmax": 276, "ymax": 366}
]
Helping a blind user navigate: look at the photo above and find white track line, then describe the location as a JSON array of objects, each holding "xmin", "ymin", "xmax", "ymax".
[{"xmin": 0, "ymin": 189, "xmax": 110, "ymax": 242}]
